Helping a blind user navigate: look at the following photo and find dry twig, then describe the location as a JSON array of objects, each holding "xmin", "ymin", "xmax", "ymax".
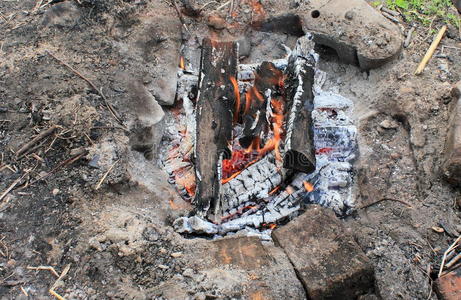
[
  {"xmin": 415, "ymin": 25, "xmax": 447, "ymax": 75},
  {"xmin": 95, "ymin": 161, "xmax": 118, "ymax": 190},
  {"xmin": 439, "ymin": 235, "xmax": 461, "ymax": 277},
  {"xmin": 45, "ymin": 51, "xmax": 123, "ymax": 125},
  {"xmin": 15, "ymin": 125, "xmax": 58, "ymax": 157},
  {"xmin": 26, "ymin": 266, "xmax": 60, "ymax": 278},
  {"xmin": 171, "ymin": 0, "xmax": 190, "ymax": 32},
  {"xmin": 20, "ymin": 286, "xmax": 28, "ymax": 297},
  {"xmin": 404, "ymin": 25, "xmax": 416, "ymax": 48}
]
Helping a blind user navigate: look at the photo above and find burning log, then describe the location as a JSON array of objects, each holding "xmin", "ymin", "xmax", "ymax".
[
  {"xmin": 239, "ymin": 61, "xmax": 284, "ymax": 148},
  {"xmin": 194, "ymin": 38, "xmax": 238, "ymax": 216},
  {"xmin": 283, "ymin": 37, "xmax": 317, "ymax": 174}
]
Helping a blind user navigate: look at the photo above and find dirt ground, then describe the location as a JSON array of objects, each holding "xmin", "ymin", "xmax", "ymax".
[{"xmin": 1, "ymin": 0, "xmax": 461, "ymax": 299}]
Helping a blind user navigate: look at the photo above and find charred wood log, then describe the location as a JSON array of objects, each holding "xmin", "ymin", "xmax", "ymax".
[
  {"xmin": 239, "ymin": 61, "xmax": 284, "ymax": 148},
  {"xmin": 222, "ymin": 152, "xmax": 285, "ymax": 212},
  {"xmin": 283, "ymin": 37, "xmax": 317, "ymax": 174},
  {"xmin": 194, "ymin": 38, "xmax": 238, "ymax": 216}
]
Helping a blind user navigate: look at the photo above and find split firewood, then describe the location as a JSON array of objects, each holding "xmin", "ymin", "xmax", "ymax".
[
  {"xmin": 194, "ymin": 38, "xmax": 238, "ymax": 216},
  {"xmin": 283, "ymin": 37, "xmax": 316, "ymax": 174},
  {"xmin": 415, "ymin": 25, "xmax": 447, "ymax": 75}
]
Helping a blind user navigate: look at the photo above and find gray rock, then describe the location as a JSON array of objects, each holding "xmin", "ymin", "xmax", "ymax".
[{"xmin": 173, "ymin": 216, "xmax": 219, "ymax": 235}]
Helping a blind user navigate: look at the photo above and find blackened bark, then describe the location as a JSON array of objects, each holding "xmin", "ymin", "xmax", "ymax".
[{"xmin": 194, "ymin": 38, "xmax": 238, "ymax": 216}]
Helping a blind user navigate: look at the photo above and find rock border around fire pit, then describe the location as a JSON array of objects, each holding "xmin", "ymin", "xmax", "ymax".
[
  {"xmin": 272, "ymin": 205, "xmax": 376, "ymax": 299},
  {"xmin": 252, "ymin": 0, "xmax": 403, "ymax": 70}
]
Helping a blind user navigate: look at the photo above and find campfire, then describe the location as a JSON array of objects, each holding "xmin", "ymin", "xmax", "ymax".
[{"xmin": 160, "ymin": 34, "xmax": 357, "ymax": 237}]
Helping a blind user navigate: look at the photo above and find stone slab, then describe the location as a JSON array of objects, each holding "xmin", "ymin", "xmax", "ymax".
[
  {"xmin": 212, "ymin": 236, "xmax": 271, "ymax": 270},
  {"xmin": 442, "ymin": 82, "xmax": 461, "ymax": 185},
  {"xmin": 151, "ymin": 236, "xmax": 306, "ymax": 299},
  {"xmin": 301, "ymin": 0, "xmax": 403, "ymax": 70},
  {"xmin": 253, "ymin": 0, "xmax": 403, "ymax": 70},
  {"xmin": 272, "ymin": 205, "xmax": 375, "ymax": 299}
]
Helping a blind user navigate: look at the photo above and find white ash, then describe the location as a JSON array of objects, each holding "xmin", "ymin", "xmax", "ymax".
[{"xmin": 237, "ymin": 58, "xmax": 288, "ymax": 81}]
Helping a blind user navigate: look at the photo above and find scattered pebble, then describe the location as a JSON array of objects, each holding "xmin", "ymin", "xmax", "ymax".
[
  {"xmin": 207, "ymin": 15, "xmax": 226, "ymax": 30},
  {"xmin": 52, "ymin": 188, "xmax": 60, "ymax": 196},
  {"xmin": 183, "ymin": 268, "xmax": 194, "ymax": 277},
  {"xmin": 379, "ymin": 119, "xmax": 399, "ymax": 129},
  {"xmin": 171, "ymin": 252, "xmax": 183, "ymax": 258},
  {"xmin": 158, "ymin": 264, "xmax": 169, "ymax": 270}
]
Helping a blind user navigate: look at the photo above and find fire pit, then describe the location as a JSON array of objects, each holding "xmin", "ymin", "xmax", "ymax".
[{"xmin": 160, "ymin": 34, "xmax": 357, "ymax": 237}]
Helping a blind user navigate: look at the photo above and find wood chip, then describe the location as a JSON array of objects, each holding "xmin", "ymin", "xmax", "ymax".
[{"xmin": 432, "ymin": 226, "xmax": 445, "ymax": 233}]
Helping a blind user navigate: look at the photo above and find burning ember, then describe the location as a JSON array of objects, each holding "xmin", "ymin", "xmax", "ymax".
[{"xmin": 161, "ymin": 35, "xmax": 357, "ymax": 237}]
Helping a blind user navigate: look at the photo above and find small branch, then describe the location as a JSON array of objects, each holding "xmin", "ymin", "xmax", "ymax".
[
  {"xmin": 26, "ymin": 266, "xmax": 60, "ymax": 278},
  {"xmin": 15, "ymin": 125, "xmax": 58, "ymax": 158},
  {"xmin": 415, "ymin": 25, "xmax": 447, "ymax": 75},
  {"xmin": 404, "ymin": 25, "xmax": 415, "ymax": 48},
  {"xmin": 45, "ymin": 51, "xmax": 124, "ymax": 125},
  {"xmin": 358, "ymin": 197, "xmax": 413, "ymax": 210},
  {"xmin": 171, "ymin": 0, "xmax": 190, "ymax": 33},
  {"xmin": 439, "ymin": 235, "xmax": 461, "ymax": 277}
]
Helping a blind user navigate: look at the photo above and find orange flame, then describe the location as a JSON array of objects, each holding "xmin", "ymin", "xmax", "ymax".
[
  {"xmin": 230, "ymin": 76, "xmax": 240, "ymax": 123},
  {"xmin": 256, "ymin": 98, "xmax": 284, "ymax": 161},
  {"xmin": 179, "ymin": 56, "xmax": 185, "ymax": 70},
  {"xmin": 269, "ymin": 223, "xmax": 277, "ymax": 230},
  {"xmin": 303, "ymin": 181, "xmax": 314, "ymax": 192}
]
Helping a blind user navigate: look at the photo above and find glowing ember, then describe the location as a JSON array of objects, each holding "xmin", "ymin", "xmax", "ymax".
[
  {"xmin": 222, "ymin": 147, "xmax": 259, "ymax": 182},
  {"xmin": 174, "ymin": 167, "xmax": 196, "ymax": 197},
  {"xmin": 316, "ymin": 147, "xmax": 334, "ymax": 155},
  {"xmin": 269, "ymin": 185, "xmax": 281, "ymax": 195},
  {"xmin": 303, "ymin": 181, "xmax": 314, "ymax": 192},
  {"xmin": 249, "ymin": 0, "xmax": 265, "ymax": 18}
]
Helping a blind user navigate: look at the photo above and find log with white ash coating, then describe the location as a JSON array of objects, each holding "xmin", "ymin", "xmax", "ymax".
[{"xmin": 283, "ymin": 37, "xmax": 317, "ymax": 174}]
